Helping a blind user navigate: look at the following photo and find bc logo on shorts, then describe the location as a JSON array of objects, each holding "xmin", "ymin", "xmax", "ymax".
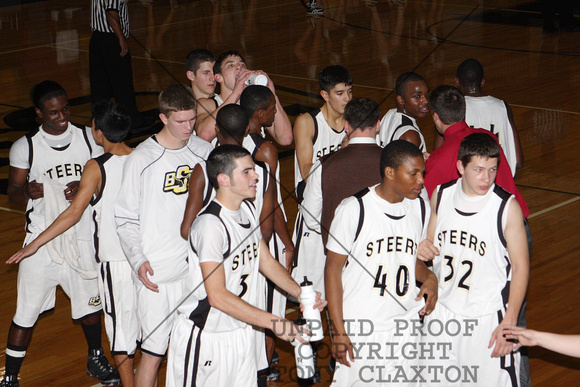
[
  {"xmin": 163, "ymin": 165, "xmax": 193, "ymax": 195},
  {"xmin": 88, "ymin": 295, "xmax": 102, "ymax": 306}
]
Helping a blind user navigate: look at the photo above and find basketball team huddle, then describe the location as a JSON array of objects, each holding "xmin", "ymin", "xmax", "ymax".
[{"xmin": 3, "ymin": 50, "xmax": 534, "ymax": 387}]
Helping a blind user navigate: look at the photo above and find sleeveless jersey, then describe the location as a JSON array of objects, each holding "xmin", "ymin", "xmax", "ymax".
[
  {"xmin": 11, "ymin": 123, "xmax": 99, "ymax": 238},
  {"xmin": 376, "ymin": 108, "xmax": 426, "ymax": 152},
  {"xmin": 326, "ymin": 186, "xmax": 429, "ymax": 331},
  {"xmin": 465, "ymin": 96, "xmax": 517, "ymax": 176},
  {"xmin": 433, "ymin": 179, "xmax": 514, "ymax": 318},
  {"xmin": 115, "ymin": 134, "xmax": 213, "ymax": 284},
  {"xmin": 180, "ymin": 200, "xmax": 262, "ymax": 333},
  {"xmin": 90, "ymin": 153, "xmax": 128, "ymax": 263},
  {"xmin": 294, "ymin": 108, "xmax": 345, "ymax": 200}
]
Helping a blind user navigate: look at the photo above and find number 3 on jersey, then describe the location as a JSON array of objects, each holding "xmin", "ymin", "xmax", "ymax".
[
  {"xmin": 373, "ymin": 265, "xmax": 410, "ymax": 298},
  {"xmin": 443, "ymin": 255, "xmax": 473, "ymax": 291},
  {"xmin": 238, "ymin": 274, "xmax": 250, "ymax": 298}
]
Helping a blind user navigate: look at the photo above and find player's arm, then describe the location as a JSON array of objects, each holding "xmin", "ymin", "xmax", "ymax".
[
  {"xmin": 259, "ymin": 239, "xmax": 300, "ymax": 299},
  {"xmin": 106, "ymin": 9, "xmax": 129, "ymax": 56},
  {"xmin": 259, "ymin": 170, "xmax": 275, "ymax": 244},
  {"xmin": 7, "ymin": 167, "xmax": 43, "ymax": 205},
  {"xmin": 7, "ymin": 160, "xmax": 101, "ymax": 264},
  {"xmin": 398, "ymin": 127, "xmax": 423, "ymax": 149},
  {"xmin": 202, "ymin": 258, "xmax": 307, "ymax": 343},
  {"xmin": 415, "ymin": 260, "xmax": 438, "ymax": 316},
  {"xmin": 180, "ymin": 164, "xmax": 206, "ymax": 240},
  {"xmin": 115, "ymin": 156, "xmax": 158, "ymax": 292},
  {"xmin": 489, "ymin": 199, "xmax": 529, "ymax": 358},
  {"xmin": 325, "ymin": 249, "xmax": 354, "ymax": 367},
  {"xmin": 301, "ymin": 160, "xmax": 322, "ymax": 233},
  {"xmin": 417, "ymin": 188, "xmax": 440, "ymax": 262},
  {"xmin": 293, "ymin": 112, "xmax": 316, "ymax": 181},
  {"xmin": 503, "ymin": 327, "xmax": 580, "ymax": 358},
  {"xmin": 505, "ymin": 102, "xmax": 524, "ymax": 170},
  {"xmin": 262, "ymin": 74, "xmax": 293, "ymax": 146}
]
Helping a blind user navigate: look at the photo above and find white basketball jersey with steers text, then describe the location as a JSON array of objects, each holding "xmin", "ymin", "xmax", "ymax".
[
  {"xmin": 326, "ymin": 185, "xmax": 429, "ymax": 331},
  {"xmin": 433, "ymin": 179, "xmax": 514, "ymax": 318}
]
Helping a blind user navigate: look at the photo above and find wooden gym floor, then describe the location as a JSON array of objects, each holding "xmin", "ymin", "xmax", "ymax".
[{"xmin": 0, "ymin": 0, "xmax": 579, "ymax": 385}]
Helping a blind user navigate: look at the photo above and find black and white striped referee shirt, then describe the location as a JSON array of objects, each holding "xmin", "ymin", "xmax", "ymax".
[{"xmin": 90, "ymin": 0, "xmax": 130, "ymax": 38}]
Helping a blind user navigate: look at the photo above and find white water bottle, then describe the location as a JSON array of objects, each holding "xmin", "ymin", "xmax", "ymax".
[
  {"xmin": 300, "ymin": 276, "xmax": 324, "ymax": 341},
  {"xmin": 292, "ymin": 316, "xmax": 316, "ymax": 379},
  {"xmin": 245, "ymin": 73, "xmax": 268, "ymax": 86}
]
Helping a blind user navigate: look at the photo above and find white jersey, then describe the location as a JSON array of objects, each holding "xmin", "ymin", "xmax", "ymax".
[
  {"xmin": 179, "ymin": 200, "xmax": 262, "ymax": 333},
  {"xmin": 326, "ymin": 185, "xmax": 429, "ymax": 331},
  {"xmin": 9, "ymin": 123, "xmax": 102, "ymax": 238},
  {"xmin": 294, "ymin": 108, "xmax": 345, "ymax": 199},
  {"xmin": 376, "ymin": 108, "xmax": 426, "ymax": 152},
  {"xmin": 465, "ymin": 95, "xmax": 517, "ymax": 176},
  {"xmin": 433, "ymin": 179, "xmax": 514, "ymax": 318},
  {"xmin": 90, "ymin": 153, "xmax": 128, "ymax": 262},
  {"xmin": 115, "ymin": 134, "xmax": 213, "ymax": 284}
]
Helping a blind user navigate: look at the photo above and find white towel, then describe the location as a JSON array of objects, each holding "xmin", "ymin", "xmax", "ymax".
[{"xmin": 39, "ymin": 175, "xmax": 97, "ymax": 279}]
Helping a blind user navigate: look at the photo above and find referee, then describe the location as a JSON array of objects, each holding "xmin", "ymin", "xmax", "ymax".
[{"xmin": 90, "ymin": 0, "xmax": 143, "ymax": 129}]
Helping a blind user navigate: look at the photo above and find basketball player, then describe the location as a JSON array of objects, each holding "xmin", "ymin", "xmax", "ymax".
[
  {"xmin": 115, "ymin": 84, "xmax": 213, "ymax": 387},
  {"xmin": 293, "ymin": 64, "xmax": 353, "ymax": 296},
  {"xmin": 185, "ymin": 48, "xmax": 216, "ymax": 100},
  {"xmin": 166, "ymin": 145, "xmax": 326, "ymax": 387},
  {"xmin": 454, "ymin": 58, "xmax": 524, "ymax": 175},
  {"xmin": 2, "ymin": 81, "xmax": 119, "ymax": 387},
  {"xmin": 418, "ymin": 133, "xmax": 529, "ymax": 386},
  {"xmin": 7, "ymin": 101, "xmax": 136, "ymax": 387},
  {"xmin": 325, "ymin": 140, "xmax": 438, "ymax": 386},
  {"xmin": 376, "ymin": 72, "xmax": 429, "ymax": 151},
  {"xmin": 195, "ymin": 50, "xmax": 292, "ymax": 145}
]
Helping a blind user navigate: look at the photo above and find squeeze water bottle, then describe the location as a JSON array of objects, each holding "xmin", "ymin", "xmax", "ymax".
[
  {"xmin": 292, "ymin": 316, "xmax": 315, "ymax": 379},
  {"xmin": 300, "ymin": 276, "xmax": 324, "ymax": 341}
]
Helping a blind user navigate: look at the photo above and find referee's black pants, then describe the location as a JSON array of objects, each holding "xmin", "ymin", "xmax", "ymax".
[{"xmin": 89, "ymin": 31, "xmax": 140, "ymax": 123}]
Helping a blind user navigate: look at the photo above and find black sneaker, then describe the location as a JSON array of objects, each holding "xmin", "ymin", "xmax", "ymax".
[
  {"xmin": 0, "ymin": 375, "xmax": 19, "ymax": 387},
  {"xmin": 87, "ymin": 348, "xmax": 121, "ymax": 386},
  {"xmin": 306, "ymin": 0, "xmax": 324, "ymax": 15},
  {"xmin": 266, "ymin": 366, "xmax": 281, "ymax": 381}
]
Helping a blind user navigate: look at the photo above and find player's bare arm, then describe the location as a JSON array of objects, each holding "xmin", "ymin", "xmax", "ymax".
[
  {"xmin": 180, "ymin": 164, "xmax": 206, "ymax": 240},
  {"xmin": 399, "ymin": 128, "xmax": 423, "ymax": 149},
  {"xmin": 415, "ymin": 260, "xmax": 438, "ymax": 316},
  {"xmin": 506, "ymin": 103, "xmax": 524, "ymax": 170},
  {"xmin": 194, "ymin": 98, "xmax": 219, "ymax": 141},
  {"xmin": 293, "ymin": 112, "xmax": 316, "ymax": 181},
  {"xmin": 259, "ymin": 173, "xmax": 275, "ymax": 244},
  {"xmin": 262, "ymin": 73, "xmax": 293, "ymax": 146},
  {"xmin": 106, "ymin": 10, "xmax": 128, "ymax": 57},
  {"xmin": 201, "ymin": 259, "xmax": 308, "ymax": 343},
  {"xmin": 7, "ymin": 167, "xmax": 42, "ymax": 205},
  {"xmin": 503, "ymin": 327, "xmax": 580, "ymax": 358},
  {"xmin": 417, "ymin": 189, "xmax": 440, "ymax": 261},
  {"xmin": 7, "ymin": 160, "xmax": 101, "ymax": 264},
  {"xmin": 489, "ymin": 199, "xmax": 529, "ymax": 358},
  {"xmin": 325, "ymin": 249, "xmax": 355, "ymax": 367}
]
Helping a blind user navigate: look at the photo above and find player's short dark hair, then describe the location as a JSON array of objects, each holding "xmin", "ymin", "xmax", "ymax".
[
  {"xmin": 344, "ymin": 98, "xmax": 380, "ymax": 131},
  {"xmin": 206, "ymin": 144, "xmax": 251, "ymax": 189},
  {"xmin": 318, "ymin": 65, "xmax": 353, "ymax": 92},
  {"xmin": 216, "ymin": 104, "xmax": 249, "ymax": 144},
  {"xmin": 395, "ymin": 72, "xmax": 426, "ymax": 97},
  {"xmin": 239, "ymin": 85, "xmax": 274, "ymax": 118},
  {"xmin": 30, "ymin": 80, "xmax": 67, "ymax": 110},
  {"xmin": 430, "ymin": 85, "xmax": 466, "ymax": 125},
  {"xmin": 185, "ymin": 49, "xmax": 216, "ymax": 73},
  {"xmin": 158, "ymin": 84, "xmax": 196, "ymax": 116},
  {"xmin": 380, "ymin": 140, "xmax": 423, "ymax": 179},
  {"xmin": 458, "ymin": 133, "xmax": 501, "ymax": 167},
  {"xmin": 456, "ymin": 58, "xmax": 484, "ymax": 88},
  {"xmin": 91, "ymin": 100, "xmax": 131, "ymax": 143},
  {"xmin": 213, "ymin": 50, "xmax": 246, "ymax": 75}
]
